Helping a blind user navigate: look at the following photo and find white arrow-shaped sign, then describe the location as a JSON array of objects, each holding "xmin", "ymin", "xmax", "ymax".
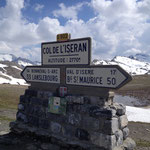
[
  {"xmin": 21, "ymin": 66, "xmax": 60, "ymax": 84},
  {"xmin": 66, "ymin": 65, "xmax": 132, "ymax": 89}
]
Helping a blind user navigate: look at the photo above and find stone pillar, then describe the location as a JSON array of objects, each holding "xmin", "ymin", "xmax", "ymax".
[{"xmin": 10, "ymin": 89, "xmax": 136, "ymax": 150}]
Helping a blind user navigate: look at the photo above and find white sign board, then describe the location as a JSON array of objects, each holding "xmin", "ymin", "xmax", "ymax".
[
  {"xmin": 66, "ymin": 67, "xmax": 129, "ymax": 88},
  {"xmin": 41, "ymin": 38, "xmax": 91, "ymax": 65},
  {"xmin": 21, "ymin": 67, "xmax": 60, "ymax": 84}
]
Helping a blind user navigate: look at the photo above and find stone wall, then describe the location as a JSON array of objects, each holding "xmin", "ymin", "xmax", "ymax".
[{"xmin": 10, "ymin": 89, "xmax": 136, "ymax": 150}]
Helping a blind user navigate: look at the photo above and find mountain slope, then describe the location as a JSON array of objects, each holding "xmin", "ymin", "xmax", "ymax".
[
  {"xmin": 0, "ymin": 53, "xmax": 40, "ymax": 67},
  {"xmin": 93, "ymin": 55, "xmax": 150, "ymax": 75},
  {"xmin": 0, "ymin": 53, "xmax": 42, "ymax": 85},
  {"xmin": 0, "ymin": 61, "xmax": 27, "ymax": 85}
]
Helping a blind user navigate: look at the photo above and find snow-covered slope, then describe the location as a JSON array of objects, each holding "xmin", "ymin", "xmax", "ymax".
[
  {"xmin": 0, "ymin": 53, "xmax": 40, "ymax": 67},
  {"xmin": 0, "ymin": 53, "xmax": 41, "ymax": 85},
  {"xmin": 93, "ymin": 55, "xmax": 150, "ymax": 75},
  {"xmin": 111, "ymin": 56, "xmax": 150, "ymax": 75},
  {"xmin": 0, "ymin": 61, "xmax": 27, "ymax": 85}
]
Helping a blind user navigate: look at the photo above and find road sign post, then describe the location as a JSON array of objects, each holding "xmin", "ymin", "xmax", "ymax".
[{"xmin": 18, "ymin": 34, "xmax": 135, "ymax": 150}]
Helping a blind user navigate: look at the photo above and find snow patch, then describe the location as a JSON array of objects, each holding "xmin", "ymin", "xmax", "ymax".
[
  {"xmin": 126, "ymin": 106, "xmax": 150, "ymax": 123},
  {"xmin": 0, "ymin": 64, "xmax": 7, "ymax": 68},
  {"xmin": 0, "ymin": 77, "xmax": 10, "ymax": 84},
  {"xmin": 18, "ymin": 60, "xmax": 32, "ymax": 67},
  {"xmin": 0, "ymin": 71, "xmax": 27, "ymax": 85},
  {"xmin": 12, "ymin": 66, "xmax": 22, "ymax": 71},
  {"xmin": 0, "ymin": 77, "xmax": 27, "ymax": 85}
]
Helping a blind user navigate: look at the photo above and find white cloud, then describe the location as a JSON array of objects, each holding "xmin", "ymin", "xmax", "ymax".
[
  {"xmin": 87, "ymin": 0, "xmax": 150, "ymax": 59},
  {"xmin": 34, "ymin": 3, "xmax": 44, "ymax": 12},
  {"xmin": 0, "ymin": 0, "xmax": 150, "ymax": 62},
  {"xmin": 0, "ymin": 41, "xmax": 12, "ymax": 52},
  {"xmin": 124, "ymin": 48, "xmax": 142, "ymax": 55},
  {"xmin": 0, "ymin": 0, "xmax": 41, "ymax": 60},
  {"xmin": 0, "ymin": 0, "xmax": 24, "ymax": 20},
  {"xmin": 137, "ymin": 0, "xmax": 150, "ymax": 18},
  {"xmin": 37, "ymin": 17, "xmax": 64, "ymax": 42},
  {"xmin": 53, "ymin": 3, "xmax": 85, "ymax": 20}
]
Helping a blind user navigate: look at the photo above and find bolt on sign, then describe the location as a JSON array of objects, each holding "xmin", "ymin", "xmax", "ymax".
[
  {"xmin": 41, "ymin": 37, "xmax": 91, "ymax": 65},
  {"xmin": 21, "ymin": 66, "xmax": 60, "ymax": 84}
]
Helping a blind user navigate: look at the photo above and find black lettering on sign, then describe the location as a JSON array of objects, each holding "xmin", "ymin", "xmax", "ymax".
[
  {"xmin": 79, "ymin": 43, "xmax": 82, "ymax": 51},
  {"xmin": 110, "ymin": 69, "xmax": 117, "ymax": 75},
  {"xmin": 107, "ymin": 77, "xmax": 116, "ymax": 85},
  {"xmin": 31, "ymin": 69, "xmax": 46, "ymax": 74},
  {"xmin": 27, "ymin": 74, "xmax": 31, "ymax": 80},
  {"xmin": 48, "ymin": 58, "xmax": 65, "ymax": 63},
  {"xmin": 60, "ymin": 45, "xmax": 63, "ymax": 53},
  {"xmin": 53, "ymin": 46, "xmax": 59, "ymax": 54},
  {"xmin": 73, "ymin": 76, "xmax": 78, "ymax": 83},
  {"xmin": 79, "ymin": 76, "xmax": 103, "ymax": 85},
  {"xmin": 67, "ymin": 44, "xmax": 70, "ymax": 52},
  {"xmin": 74, "ymin": 44, "xmax": 78, "ymax": 51},
  {"xmin": 67, "ymin": 76, "xmax": 72, "ymax": 83},
  {"xmin": 79, "ymin": 69, "xmax": 93, "ymax": 75},
  {"xmin": 51, "ymin": 69, "xmax": 58, "ymax": 74},
  {"xmin": 69, "ymin": 58, "xmax": 80, "ymax": 63},
  {"xmin": 63, "ymin": 43, "xmax": 87, "ymax": 53},
  {"xmin": 76, "ymin": 70, "xmax": 79, "ymax": 74},
  {"xmin": 32, "ymin": 75, "xmax": 58, "ymax": 82},
  {"xmin": 70, "ymin": 44, "xmax": 73, "ymax": 52},
  {"xmin": 67, "ymin": 70, "xmax": 74, "ymax": 74},
  {"xmin": 43, "ymin": 47, "xmax": 52, "ymax": 54},
  {"xmin": 82, "ymin": 43, "xmax": 87, "ymax": 52},
  {"xmin": 27, "ymin": 69, "xmax": 30, "ymax": 73}
]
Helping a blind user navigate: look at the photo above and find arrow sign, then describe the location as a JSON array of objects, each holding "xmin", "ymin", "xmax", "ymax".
[
  {"xmin": 21, "ymin": 66, "xmax": 60, "ymax": 84},
  {"xmin": 66, "ymin": 65, "xmax": 132, "ymax": 89}
]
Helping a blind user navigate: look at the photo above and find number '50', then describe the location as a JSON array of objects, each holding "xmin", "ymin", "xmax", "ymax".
[{"xmin": 107, "ymin": 77, "xmax": 116, "ymax": 85}]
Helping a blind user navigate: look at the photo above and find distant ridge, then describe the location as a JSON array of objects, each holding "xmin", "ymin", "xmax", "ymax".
[
  {"xmin": 129, "ymin": 53, "xmax": 150, "ymax": 63},
  {"xmin": 0, "ymin": 53, "xmax": 40, "ymax": 68}
]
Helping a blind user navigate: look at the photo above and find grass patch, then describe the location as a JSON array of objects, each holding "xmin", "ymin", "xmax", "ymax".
[
  {"xmin": 0, "ymin": 84, "xmax": 27, "ymax": 109},
  {"xmin": 117, "ymin": 75, "xmax": 150, "ymax": 91},
  {"xmin": 0, "ymin": 115, "xmax": 15, "ymax": 122},
  {"xmin": 136, "ymin": 139, "xmax": 150, "ymax": 147}
]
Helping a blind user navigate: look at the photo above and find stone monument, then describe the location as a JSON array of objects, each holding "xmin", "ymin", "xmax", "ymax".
[{"xmin": 10, "ymin": 33, "xmax": 136, "ymax": 150}]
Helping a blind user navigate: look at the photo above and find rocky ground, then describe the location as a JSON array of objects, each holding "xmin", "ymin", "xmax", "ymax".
[
  {"xmin": 0, "ymin": 108, "xmax": 150, "ymax": 150},
  {"xmin": 128, "ymin": 122, "xmax": 150, "ymax": 150}
]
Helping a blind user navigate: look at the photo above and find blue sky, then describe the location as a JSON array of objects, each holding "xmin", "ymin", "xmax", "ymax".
[
  {"xmin": 23, "ymin": 0, "xmax": 93, "ymax": 24},
  {"xmin": 0, "ymin": 0, "xmax": 150, "ymax": 61}
]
